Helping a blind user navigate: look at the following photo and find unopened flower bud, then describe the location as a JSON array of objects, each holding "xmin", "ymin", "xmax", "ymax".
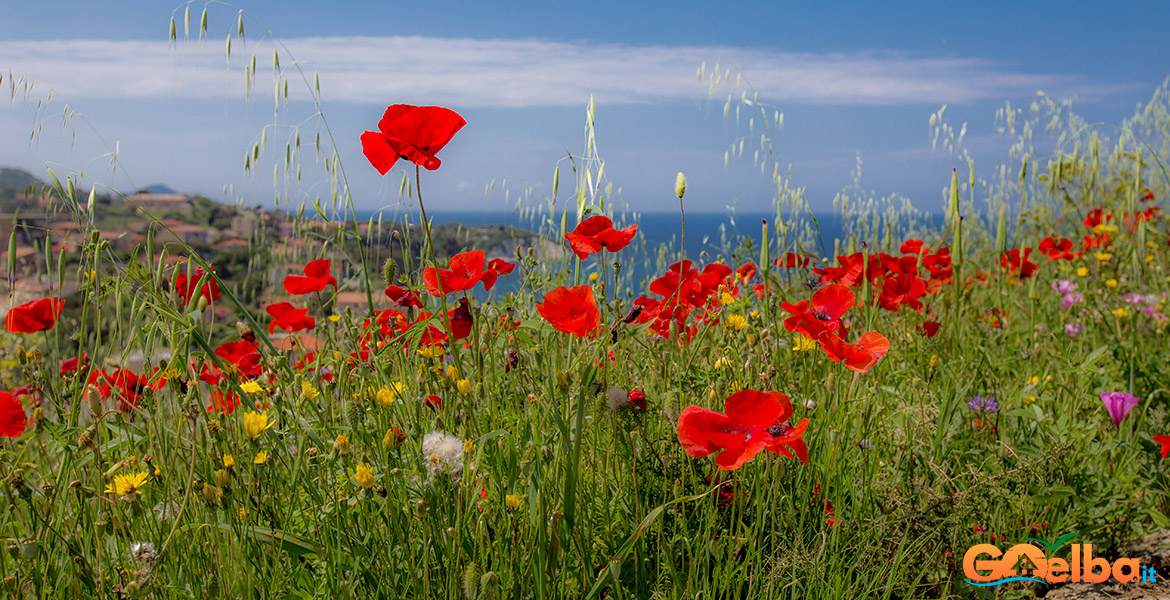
[{"xmin": 675, "ymin": 172, "xmax": 686, "ymax": 199}]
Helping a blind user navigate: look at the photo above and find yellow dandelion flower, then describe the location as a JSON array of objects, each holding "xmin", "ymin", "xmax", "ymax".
[
  {"xmin": 1095, "ymin": 252, "xmax": 1112, "ymax": 262},
  {"xmin": 105, "ymin": 472, "xmax": 149, "ymax": 499},
  {"xmin": 376, "ymin": 384, "xmax": 402, "ymax": 408},
  {"xmin": 929, "ymin": 355, "xmax": 940, "ymax": 368},
  {"xmin": 720, "ymin": 292, "xmax": 735, "ymax": 306},
  {"xmin": 354, "ymin": 463, "xmax": 375, "ymax": 489},
  {"xmin": 240, "ymin": 380, "xmax": 264, "ymax": 394},
  {"xmin": 445, "ymin": 365, "xmax": 459, "ymax": 381},
  {"xmin": 418, "ymin": 345, "xmax": 444, "ymax": 359},
  {"xmin": 242, "ymin": 411, "xmax": 272, "ymax": 441},
  {"xmin": 253, "ymin": 451, "xmax": 269, "ymax": 465},
  {"xmin": 328, "ymin": 315, "xmax": 341, "ymax": 323},
  {"xmin": 223, "ymin": 454, "xmax": 236, "ymax": 469},
  {"xmin": 726, "ymin": 314, "xmax": 747, "ymax": 331},
  {"xmin": 1105, "ymin": 279, "xmax": 1118, "ymax": 288},
  {"xmin": 456, "ymin": 379, "xmax": 473, "ymax": 397},
  {"xmin": 588, "ymin": 272, "xmax": 600, "ymax": 283},
  {"xmin": 1113, "ymin": 307, "xmax": 1130, "ymax": 318},
  {"xmin": 334, "ymin": 434, "xmax": 350, "ymax": 456},
  {"xmin": 792, "ymin": 336, "xmax": 818, "ymax": 352},
  {"xmin": 1076, "ymin": 267, "xmax": 1088, "ymax": 277},
  {"xmin": 749, "ymin": 309, "xmax": 760, "ymax": 319},
  {"xmin": 505, "ymin": 494, "xmax": 522, "ymax": 511},
  {"xmin": 300, "ymin": 381, "xmax": 320, "ymax": 400}
]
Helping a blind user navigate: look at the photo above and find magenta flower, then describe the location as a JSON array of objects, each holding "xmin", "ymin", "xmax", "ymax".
[{"xmin": 1100, "ymin": 391, "xmax": 1140, "ymax": 427}]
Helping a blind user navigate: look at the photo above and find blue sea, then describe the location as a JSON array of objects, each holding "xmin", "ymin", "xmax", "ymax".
[{"xmin": 354, "ymin": 209, "xmax": 941, "ymax": 293}]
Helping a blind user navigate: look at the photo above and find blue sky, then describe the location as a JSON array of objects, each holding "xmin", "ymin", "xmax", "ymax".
[{"xmin": 2, "ymin": 1, "xmax": 1168, "ymax": 215}]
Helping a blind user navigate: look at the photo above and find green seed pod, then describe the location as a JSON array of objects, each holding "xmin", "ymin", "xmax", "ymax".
[
  {"xmin": 675, "ymin": 172, "xmax": 686, "ymax": 199},
  {"xmin": 463, "ymin": 562, "xmax": 480, "ymax": 600},
  {"xmin": 478, "ymin": 572, "xmax": 499, "ymax": 600},
  {"xmin": 383, "ymin": 257, "xmax": 397, "ymax": 289}
]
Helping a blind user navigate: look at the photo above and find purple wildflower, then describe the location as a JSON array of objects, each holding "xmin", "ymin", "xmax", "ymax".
[
  {"xmin": 1052, "ymin": 279, "xmax": 1077, "ymax": 294},
  {"xmin": 1100, "ymin": 391, "xmax": 1140, "ymax": 427},
  {"xmin": 1060, "ymin": 293, "xmax": 1084, "ymax": 310},
  {"xmin": 1064, "ymin": 323, "xmax": 1083, "ymax": 338},
  {"xmin": 967, "ymin": 396, "xmax": 999, "ymax": 412}
]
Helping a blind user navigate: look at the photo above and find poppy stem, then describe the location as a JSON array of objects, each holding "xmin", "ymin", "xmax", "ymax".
[{"xmin": 415, "ymin": 165, "xmax": 464, "ymax": 376}]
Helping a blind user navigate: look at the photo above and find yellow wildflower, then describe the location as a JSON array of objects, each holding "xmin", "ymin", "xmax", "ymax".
[
  {"xmin": 1025, "ymin": 376, "xmax": 1040, "ymax": 385},
  {"xmin": 1076, "ymin": 267, "xmax": 1088, "ymax": 277},
  {"xmin": 328, "ymin": 315, "xmax": 341, "ymax": 323},
  {"xmin": 105, "ymin": 472, "xmax": 149, "ymax": 500},
  {"xmin": 418, "ymin": 345, "xmax": 444, "ymax": 359},
  {"xmin": 253, "ymin": 451, "xmax": 268, "ymax": 465},
  {"xmin": 726, "ymin": 314, "xmax": 747, "ymax": 331},
  {"xmin": 334, "ymin": 434, "xmax": 350, "ymax": 456},
  {"xmin": 1105, "ymin": 279, "xmax": 1118, "ymax": 288},
  {"xmin": 720, "ymin": 292, "xmax": 735, "ymax": 306},
  {"xmin": 1095, "ymin": 252, "xmax": 1112, "ymax": 262},
  {"xmin": 242, "ymin": 411, "xmax": 272, "ymax": 441},
  {"xmin": 1113, "ymin": 307, "xmax": 1130, "ymax": 318},
  {"xmin": 714, "ymin": 356, "xmax": 732, "ymax": 369},
  {"xmin": 505, "ymin": 494, "xmax": 522, "ymax": 511},
  {"xmin": 376, "ymin": 383, "xmax": 402, "ymax": 407},
  {"xmin": 589, "ymin": 272, "xmax": 600, "ymax": 283},
  {"xmin": 223, "ymin": 454, "xmax": 235, "ymax": 469},
  {"xmin": 354, "ymin": 463, "xmax": 375, "ymax": 489},
  {"xmin": 456, "ymin": 379, "xmax": 473, "ymax": 397},
  {"xmin": 240, "ymin": 380, "xmax": 264, "ymax": 394},
  {"xmin": 300, "ymin": 381, "xmax": 320, "ymax": 400},
  {"xmin": 446, "ymin": 365, "xmax": 459, "ymax": 381},
  {"xmin": 792, "ymin": 336, "xmax": 819, "ymax": 352}
]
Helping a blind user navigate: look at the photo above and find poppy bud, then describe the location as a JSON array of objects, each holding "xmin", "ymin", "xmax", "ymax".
[
  {"xmin": 196, "ymin": 295, "xmax": 209, "ymax": 313},
  {"xmin": 675, "ymin": 172, "xmax": 686, "ymax": 199}
]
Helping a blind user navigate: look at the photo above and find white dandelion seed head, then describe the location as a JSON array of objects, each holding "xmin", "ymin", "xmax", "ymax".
[{"xmin": 422, "ymin": 431, "xmax": 464, "ymax": 479}]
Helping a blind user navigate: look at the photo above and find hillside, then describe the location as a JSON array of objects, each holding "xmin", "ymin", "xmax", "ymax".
[{"xmin": 0, "ymin": 167, "xmax": 41, "ymax": 189}]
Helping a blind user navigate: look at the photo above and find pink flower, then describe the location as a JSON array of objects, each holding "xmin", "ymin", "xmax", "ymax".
[{"xmin": 1100, "ymin": 391, "xmax": 1140, "ymax": 427}]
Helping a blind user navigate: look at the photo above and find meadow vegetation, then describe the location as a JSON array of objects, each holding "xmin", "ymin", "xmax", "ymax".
[{"xmin": 1, "ymin": 6, "xmax": 1170, "ymax": 599}]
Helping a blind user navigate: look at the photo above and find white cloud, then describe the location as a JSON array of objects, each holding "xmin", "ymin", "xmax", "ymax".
[{"xmin": 1, "ymin": 36, "xmax": 1126, "ymax": 108}]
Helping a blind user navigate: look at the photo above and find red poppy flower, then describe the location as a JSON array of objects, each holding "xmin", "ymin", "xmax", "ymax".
[
  {"xmin": 383, "ymin": 284, "xmax": 424, "ymax": 308},
  {"xmin": 999, "ymin": 248, "xmax": 1038, "ymax": 278},
  {"xmin": 781, "ymin": 284, "xmax": 854, "ymax": 341},
  {"xmin": 175, "ymin": 267, "xmax": 220, "ymax": 306},
  {"xmin": 815, "ymin": 253, "xmax": 866, "ymax": 287},
  {"xmin": 423, "ymin": 250, "xmax": 496, "ymax": 296},
  {"xmin": 487, "ymin": 258, "xmax": 516, "ymax": 276},
  {"xmin": 676, "ymin": 389, "xmax": 810, "ymax": 470},
  {"xmin": 446, "ymin": 298, "xmax": 474, "ymax": 341},
  {"xmin": 536, "ymin": 285, "xmax": 600, "ymax": 337},
  {"xmin": 900, "ymin": 239, "xmax": 927, "ymax": 255},
  {"xmin": 266, "ymin": 302, "xmax": 315, "ymax": 334},
  {"xmin": 736, "ymin": 262, "xmax": 757, "ymax": 283},
  {"xmin": 1083, "ymin": 208, "xmax": 1111, "ymax": 229},
  {"xmin": 877, "ymin": 273, "xmax": 926, "ymax": 312},
  {"xmin": 628, "ymin": 390, "xmax": 647, "ymax": 411},
  {"xmin": 1155, "ymin": 434, "xmax": 1170, "ymax": 459},
  {"xmin": 564, "ymin": 216, "xmax": 638, "ymax": 260},
  {"xmin": 0, "ymin": 391, "xmax": 27, "ymax": 438},
  {"xmin": 425, "ymin": 394, "xmax": 442, "ymax": 411},
  {"xmin": 207, "ymin": 390, "xmax": 240, "ymax": 415},
  {"xmin": 284, "ymin": 260, "xmax": 337, "ymax": 295},
  {"xmin": 361, "ymin": 104, "xmax": 467, "ymax": 174},
  {"xmin": 775, "ymin": 252, "xmax": 810, "ymax": 269},
  {"xmin": 818, "ymin": 331, "xmax": 890, "ymax": 373},
  {"xmin": 89, "ymin": 368, "xmax": 159, "ymax": 413},
  {"xmin": 1039, "ymin": 236, "xmax": 1077, "ymax": 261},
  {"xmin": 215, "ymin": 340, "xmax": 262, "ymax": 379},
  {"xmin": 60, "ymin": 353, "xmax": 88, "ymax": 376},
  {"xmin": 5, "ymin": 297, "xmax": 64, "ymax": 333},
  {"xmin": 917, "ymin": 321, "xmax": 940, "ymax": 338}
]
